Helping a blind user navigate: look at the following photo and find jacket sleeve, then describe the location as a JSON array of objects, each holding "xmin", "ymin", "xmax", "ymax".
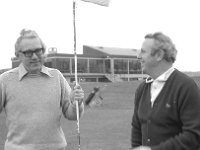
[
  {"xmin": 131, "ymin": 83, "xmax": 144, "ymax": 148},
  {"xmin": 151, "ymin": 81, "xmax": 200, "ymax": 150}
]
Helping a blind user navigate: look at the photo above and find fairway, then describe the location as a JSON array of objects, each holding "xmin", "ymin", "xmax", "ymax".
[{"xmin": 0, "ymin": 81, "xmax": 142, "ymax": 150}]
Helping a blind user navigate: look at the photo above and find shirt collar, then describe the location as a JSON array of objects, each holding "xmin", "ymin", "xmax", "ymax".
[
  {"xmin": 156, "ymin": 67, "xmax": 175, "ymax": 82},
  {"xmin": 145, "ymin": 67, "xmax": 175, "ymax": 83},
  {"xmin": 18, "ymin": 63, "xmax": 53, "ymax": 81}
]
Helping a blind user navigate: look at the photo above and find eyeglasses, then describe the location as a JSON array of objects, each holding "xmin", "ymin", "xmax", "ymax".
[{"xmin": 20, "ymin": 48, "xmax": 44, "ymax": 57}]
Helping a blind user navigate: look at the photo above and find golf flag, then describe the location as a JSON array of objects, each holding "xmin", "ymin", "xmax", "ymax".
[{"xmin": 81, "ymin": 0, "xmax": 110, "ymax": 7}]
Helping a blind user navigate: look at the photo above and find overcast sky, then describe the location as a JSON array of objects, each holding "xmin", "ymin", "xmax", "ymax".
[{"xmin": 0, "ymin": 0, "xmax": 200, "ymax": 71}]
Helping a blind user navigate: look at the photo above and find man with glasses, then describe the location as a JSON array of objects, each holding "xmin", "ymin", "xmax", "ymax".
[
  {"xmin": 0, "ymin": 29, "xmax": 84, "ymax": 150},
  {"xmin": 131, "ymin": 32, "xmax": 200, "ymax": 150}
]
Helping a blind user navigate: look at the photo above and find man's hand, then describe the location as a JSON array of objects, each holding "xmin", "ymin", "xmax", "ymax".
[{"xmin": 70, "ymin": 83, "xmax": 84, "ymax": 106}]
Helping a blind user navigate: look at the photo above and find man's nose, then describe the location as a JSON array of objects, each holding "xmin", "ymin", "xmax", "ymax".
[{"xmin": 31, "ymin": 52, "xmax": 38, "ymax": 58}]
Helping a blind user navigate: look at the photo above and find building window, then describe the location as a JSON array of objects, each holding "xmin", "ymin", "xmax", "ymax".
[
  {"xmin": 114, "ymin": 59, "xmax": 128, "ymax": 74},
  {"xmin": 72, "ymin": 58, "xmax": 88, "ymax": 73},
  {"xmin": 129, "ymin": 59, "xmax": 141, "ymax": 74},
  {"xmin": 44, "ymin": 61, "xmax": 52, "ymax": 68},
  {"xmin": 89, "ymin": 59, "xmax": 104, "ymax": 73},
  {"xmin": 55, "ymin": 58, "xmax": 70, "ymax": 73},
  {"xmin": 105, "ymin": 59, "xmax": 111, "ymax": 73}
]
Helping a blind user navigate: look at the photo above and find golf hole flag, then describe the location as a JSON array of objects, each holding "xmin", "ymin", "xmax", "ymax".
[{"xmin": 81, "ymin": 0, "xmax": 110, "ymax": 6}]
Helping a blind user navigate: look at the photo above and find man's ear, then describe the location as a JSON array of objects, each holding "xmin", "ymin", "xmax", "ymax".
[
  {"xmin": 156, "ymin": 49, "xmax": 165, "ymax": 61},
  {"xmin": 15, "ymin": 52, "xmax": 23, "ymax": 61}
]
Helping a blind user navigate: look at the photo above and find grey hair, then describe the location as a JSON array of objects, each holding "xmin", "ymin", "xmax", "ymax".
[
  {"xmin": 15, "ymin": 29, "xmax": 46, "ymax": 57},
  {"xmin": 145, "ymin": 32, "xmax": 177, "ymax": 63}
]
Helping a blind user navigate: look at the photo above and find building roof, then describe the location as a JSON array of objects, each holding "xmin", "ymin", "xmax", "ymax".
[
  {"xmin": 83, "ymin": 45, "xmax": 139, "ymax": 58},
  {"xmin": 94, "ymin": 46, "xmax": 138, "ymax": 56}
]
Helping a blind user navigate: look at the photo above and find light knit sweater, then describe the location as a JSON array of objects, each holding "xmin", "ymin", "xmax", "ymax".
[{"xmin": 0, "ymin": 64, "xmax": 84, "ymax": 150}]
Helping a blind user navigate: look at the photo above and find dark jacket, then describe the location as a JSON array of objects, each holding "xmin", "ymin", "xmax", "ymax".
[{"xmin": 131, "ymin": 69, "xmax": 200, "ymax": 150}]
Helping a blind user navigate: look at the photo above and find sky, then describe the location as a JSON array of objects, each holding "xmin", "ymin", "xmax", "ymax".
[{"xmin": 0, "ymin": 0, "xmax": 200, "ymax": 71}]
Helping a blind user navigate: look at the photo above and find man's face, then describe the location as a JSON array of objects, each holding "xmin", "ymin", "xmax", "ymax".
[
  {"xmin": 139, "ymin": 38, "xmax": 158, "ymax": 74},
  {"xmin": 18, "ymin": 38, "xmax": 45, "ymax": 74}
]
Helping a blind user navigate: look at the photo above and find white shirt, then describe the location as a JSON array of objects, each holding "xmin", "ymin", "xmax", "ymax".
[{"xmin": 146, "ymin": 67, "xmax": 175, "ymax": 106}]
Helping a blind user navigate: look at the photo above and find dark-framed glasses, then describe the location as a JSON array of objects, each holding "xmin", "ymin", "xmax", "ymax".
[{"xmin": 20, "ymin": 48, "xmax": 44, "ymax": 57}]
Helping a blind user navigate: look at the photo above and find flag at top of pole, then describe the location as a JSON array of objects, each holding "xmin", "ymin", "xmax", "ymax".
[{"xmin": 81, "ymin": 0, "xmax": 110, "ymax": 7}]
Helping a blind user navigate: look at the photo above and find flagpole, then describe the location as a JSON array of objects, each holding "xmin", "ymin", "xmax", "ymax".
[
  {"xmin": 73, "ymin": 0, "xmax": 78, "ymax": 85},
  {"xmin": 73, "ymin": 0, "xmax": 81, "ymax": 150}
]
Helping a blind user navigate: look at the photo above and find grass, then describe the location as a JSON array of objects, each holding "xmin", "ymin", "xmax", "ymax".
[{"xmin": 0, "ymin": 81, "xmax": 142, "ymax": 150}]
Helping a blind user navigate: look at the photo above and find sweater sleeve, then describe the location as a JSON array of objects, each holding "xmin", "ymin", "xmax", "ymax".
[
  {"xmin": 151, "ymin": 80, "xmax": 200, "ymax": 150},
  {"xmin": 131, "ymin": 83, "xmax": 144, "ymax": 148},
  {"xmin": 0, "ymin": 82, "xmax": 3, "ymax": 113},
  {"xmin": 0, "ymin": 74, "xmax": 6, "ymax": 114},
  {"xmin": 59, "ymin": 71, "xmax": 84, "ymax": 120}
]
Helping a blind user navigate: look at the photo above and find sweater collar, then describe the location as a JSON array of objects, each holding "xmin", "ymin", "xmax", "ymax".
[{"xmin": 18, "ymin": 64, "xmax": 53, "ymax": 81}]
